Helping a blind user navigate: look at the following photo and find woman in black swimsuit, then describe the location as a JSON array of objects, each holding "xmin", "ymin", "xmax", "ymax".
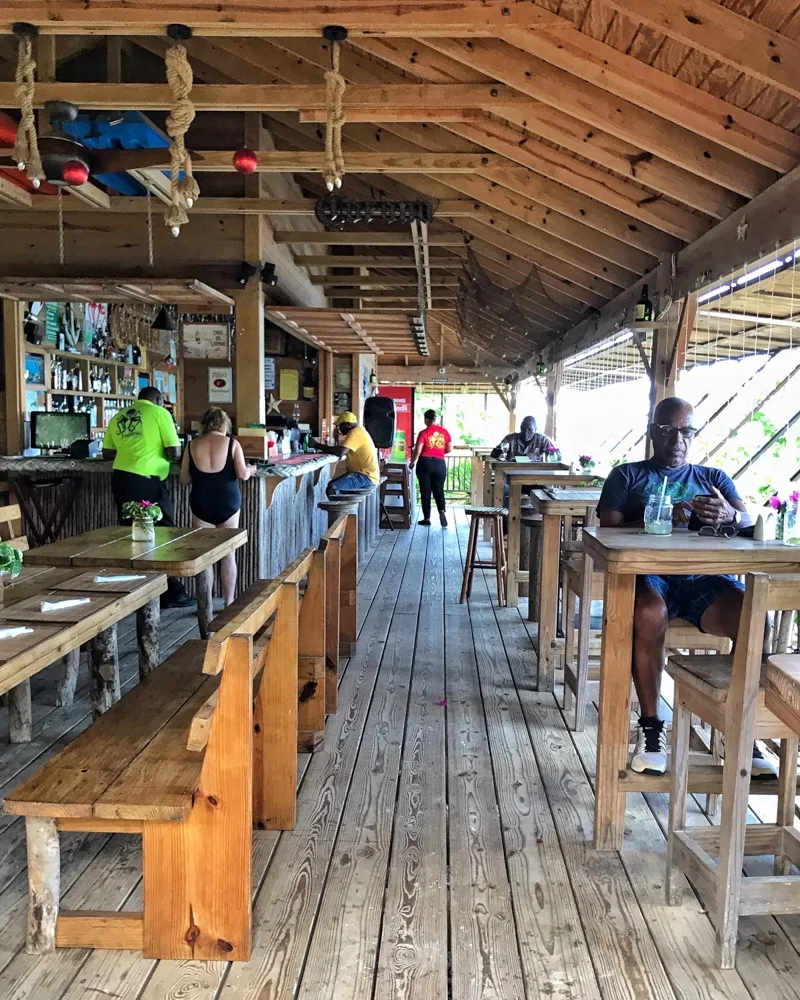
[{"xmin": 180, "ymin": 407, "xmax": 255, "ymax": 605}]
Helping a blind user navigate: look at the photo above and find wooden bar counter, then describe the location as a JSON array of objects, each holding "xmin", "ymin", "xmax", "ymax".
[{"xmin": 0, "ymin": 453, "xmax": 337, "ymax": 590}]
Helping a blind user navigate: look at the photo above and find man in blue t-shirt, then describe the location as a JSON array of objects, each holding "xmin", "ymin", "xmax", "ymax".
[{"xmin": 597, "ymin": 397, "xmax": 773, "ymax": 779}]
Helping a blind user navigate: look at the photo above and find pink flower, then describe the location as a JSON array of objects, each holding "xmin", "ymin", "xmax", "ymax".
[
  {"xmin": 139, "ymin": 500, "xmax": 153, "ymax": 508},
  {"xmin": 769, "ymin": 495, "xmax": 782, "ymax": 509},
  {"xmin": 790, "ymin": 491, "xmax": 800, "ymax": 505}
]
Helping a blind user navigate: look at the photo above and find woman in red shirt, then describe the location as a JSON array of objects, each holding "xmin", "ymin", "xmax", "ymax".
[{"xmin": 410, "ymin": 409, "xmax": 453, "ymax": 526}]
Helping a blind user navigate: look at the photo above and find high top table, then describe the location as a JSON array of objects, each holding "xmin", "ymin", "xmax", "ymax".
[
  {"xmin": 503, "ymin": 469, "xmax": 604, "ymax": 608},
  {"xmin": 527, "ymin": 487, "xmax": 604, "ymax": 690},
  {"xmin": 24, "ymin": 525, "xmax": 247, "ymax": 640},
  {"xmin": 582, "ymin": 526, "xmax": 800, "ymax": 852}
]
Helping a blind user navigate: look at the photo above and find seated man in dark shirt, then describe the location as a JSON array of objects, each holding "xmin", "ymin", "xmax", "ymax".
[
  {"xmin": 597, "ymin": 396, "xmax": 774, "ymax": 779},
  {"xmin": 491, "ymin": 415, "xmax": 558, "ymax": 462}
]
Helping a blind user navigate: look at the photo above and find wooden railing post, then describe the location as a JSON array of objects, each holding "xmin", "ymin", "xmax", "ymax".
[
  {"xmin": 339, "ymin": 513, "xmax": 358, "ymax": 657},
  {"xmin": 324, "ymin": 535, "xmax": 341, "ymax": 713},
  {"xmin": 297, "ymin": 548, "xmax": 326, "ymax": 752},
  {"xmin": 253, "ymin": 581, "xmax": 299, "ymax": 830}
]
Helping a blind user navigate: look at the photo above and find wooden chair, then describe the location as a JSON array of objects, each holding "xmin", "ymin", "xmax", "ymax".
[
  {"xmin": 460, "ymin": 507, "xmax": 507, "ymax": 606},
  {"xmin": 665, "ymin": 572, "xmax": 800, "ymax": 969},
  {"xmin": 0, "ymin": 502, "xmax": 28, "ymax": 552},
  {"xmin": 562, "ymin": 506, "xmax": 732, "ymax": 733},
  {"xmin": 2, "ymin": 531, "xmax": 348, "ymax": 961}
]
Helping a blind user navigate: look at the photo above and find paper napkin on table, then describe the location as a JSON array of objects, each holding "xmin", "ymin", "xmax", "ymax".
[
  {"xmin": 0, "ymin": 626, "xmax": 33, "ymax": 640},
  {"xmin": 93, "ymin": 574, "xmax": 146, "ymax": 583},
  {"xmin": 40, "ymin": 597, "xmax": 92, "ymax": 613}
]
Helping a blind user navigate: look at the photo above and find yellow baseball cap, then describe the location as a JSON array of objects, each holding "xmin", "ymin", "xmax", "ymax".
[{"xmin": 335, "ymin": 412, "xmax": 358, "ymax": 425}]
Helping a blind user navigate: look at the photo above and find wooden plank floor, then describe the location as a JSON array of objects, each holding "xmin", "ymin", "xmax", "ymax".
[{"xmin": 1, "ymin": 511, "xmax": 800, "ymax": 999}]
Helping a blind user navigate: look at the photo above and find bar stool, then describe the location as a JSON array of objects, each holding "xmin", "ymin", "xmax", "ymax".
[
  {"xmin": 379, "ymin": 476, "xmax": 394, "ymax": 533},
  {"xmin": 381, "ymin": 463, "xmax": 412, "ymax": 529},
  {"xmin": 665, "ymin": 571, "xmax": 798, "ymax": 969},
  {"xmin": 336, "ymin": 491, "xmax": 368, "ymax": 561},
  {"xmin": 318, "ymin": 499, "xmax": 359, "ymax": 527},
  {"xmin": 460, "ymin": 506, "xmax": 507, "ymax": 606}
]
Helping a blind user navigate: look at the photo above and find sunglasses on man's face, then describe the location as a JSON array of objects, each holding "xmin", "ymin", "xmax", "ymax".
[
  {"xmin": 653, "ymin": 424, "xmax": 697, "ymax": 440},
  {"xmin": 698, "ymin": 523, "xmax": 738, "ymax": 539}
]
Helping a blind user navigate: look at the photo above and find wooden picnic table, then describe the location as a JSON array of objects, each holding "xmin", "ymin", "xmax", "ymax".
[
  {"xmin": 24, "ymin": 525, "xmax": 248, "ymax": 639},
  {"xmin": 527, "ymin": 487, "xmax": 604, "ymax": 691},
  {"xmin": 504, "ymin": 469, "xmax": 604, "ymax": 608},
  {"xmin": 582, "ymin": 526, "xmax": 800, "ymax": 853},
  {"xmin": 0, "ymin": 564, "xmax": 166, "ymax": 739}
]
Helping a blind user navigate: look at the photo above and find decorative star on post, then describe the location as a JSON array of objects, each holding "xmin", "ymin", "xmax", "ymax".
[
  {"xmin": 267, "ymin": 393, "xmax": 282, "ymax": 415},
  {"xmin": 737, "ymin": 217, "xmax": 748, "ymax": 241}
]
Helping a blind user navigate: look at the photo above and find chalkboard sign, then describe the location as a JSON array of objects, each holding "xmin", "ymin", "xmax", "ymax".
[{"xmin": 334, "ymin": 391, "xmax": 351, "ymax": 415}]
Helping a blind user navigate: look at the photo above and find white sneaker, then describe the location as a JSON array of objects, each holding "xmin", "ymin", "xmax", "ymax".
[
  {"xmin": 631, "ymin": 718, "xmax": 668, "ymax": 776},
  {"xmin": 751, "ymin": 743, "xmax": 778, "ymax": 780}
]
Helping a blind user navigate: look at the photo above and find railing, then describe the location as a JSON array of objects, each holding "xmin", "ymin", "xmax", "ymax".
[{"xmin": 444, "ymin": 449, "xmax": 472, "ymax": 502}]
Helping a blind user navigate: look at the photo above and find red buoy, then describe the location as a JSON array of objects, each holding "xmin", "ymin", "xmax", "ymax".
[
  {"xmin": 232, "ymin": 147, "xmax": 258, "ymax": 174},
  {"xmin": 62, "ymin": 159, "xmax": 90, "ymax": 186}
]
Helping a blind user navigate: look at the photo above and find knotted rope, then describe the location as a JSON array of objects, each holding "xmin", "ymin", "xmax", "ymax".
[
  {"xmin": 164, "ymin": 41, "xmax": 200, "ymax": 236},
  {"xmin": 323, "ymin": 40, "xmax": 346, "ymax": 191},
  {"xmin": 12, "ymin": 34, "xmax": 43, "ymax": 187}
]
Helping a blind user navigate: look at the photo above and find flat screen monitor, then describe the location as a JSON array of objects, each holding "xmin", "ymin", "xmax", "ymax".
[{"xmin": 31, "ymin": 411, "xmax": 91, "ymax": 452}]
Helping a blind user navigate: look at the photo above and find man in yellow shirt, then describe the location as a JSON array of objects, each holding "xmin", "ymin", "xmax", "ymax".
[
  {"xmin": 312, "ymin": 412, "xmax": 379, "ymax": 495},
  {"xmin": 103, "ymin": 386, "xmax": 190, "ymax": 608}
]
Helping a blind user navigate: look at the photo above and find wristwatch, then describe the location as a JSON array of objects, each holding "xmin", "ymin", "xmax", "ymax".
[{"xmin": 728, "ymin": 507, "xmax": 741, "ymax": 525}]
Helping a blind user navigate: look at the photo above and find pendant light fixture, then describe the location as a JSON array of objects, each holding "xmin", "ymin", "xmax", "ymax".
[{"xmin": 151, "ymin": 306, "xmax": 178, "ymax": 333}]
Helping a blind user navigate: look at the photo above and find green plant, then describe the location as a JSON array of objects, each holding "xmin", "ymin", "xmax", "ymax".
[
  {"xmin": 0, "ymin": 542, "xmax": 23, "ymax": 579},
  {"xmin": 122, "ymin": 500, "xmax": 163, "ymax": 522}
]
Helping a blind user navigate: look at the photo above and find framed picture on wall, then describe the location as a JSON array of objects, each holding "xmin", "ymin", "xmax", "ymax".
[{"xmin": 182, "ymin": 323, "xmax": 230, "ymax": 360}]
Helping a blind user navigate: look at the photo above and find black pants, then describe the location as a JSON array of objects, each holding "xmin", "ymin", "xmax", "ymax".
[
  {"xmin": 111, "ymin": 470, "xmax": 187, "ymax": 604},
  {"xmin": 416, "ymin": 457, "xmax": 447, "ymax": 520}
]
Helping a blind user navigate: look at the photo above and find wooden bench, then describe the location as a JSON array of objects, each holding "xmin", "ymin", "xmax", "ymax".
[
  {"xmin": 1, "ymin": 545, "xmax": 338, "ymax": 961},
  {"xmin": 205, "ymin": 513, "xmax": 350, "ymax": 742}
]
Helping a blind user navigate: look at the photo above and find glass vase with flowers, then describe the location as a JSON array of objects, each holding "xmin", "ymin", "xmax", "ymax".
[{"xmin": 122, "ymin": 500, "xmax": 163, "ymax": 544}]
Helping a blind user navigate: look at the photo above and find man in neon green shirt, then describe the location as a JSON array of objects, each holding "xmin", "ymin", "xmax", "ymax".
[{"xmin": 104, "ymin": 387, "xmax": 190, "ymax": 608}]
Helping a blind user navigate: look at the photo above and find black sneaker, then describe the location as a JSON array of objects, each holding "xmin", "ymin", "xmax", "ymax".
[
  {"xmin": 161, "ymin": 595, "xmax": 196, "ymax": 610},
  {"xmin": 439, "ymin": 512, "xmax": 448, "ymax": 527},
  {"xmin": 631, "ymin": 717, "xmax": 668, "ymax": 776},
  {"xmin": 418, "ymin": 519, "xmax": 431, "ymax": 526}
]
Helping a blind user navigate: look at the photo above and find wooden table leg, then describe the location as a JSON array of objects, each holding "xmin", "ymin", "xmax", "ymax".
[
  {"xmin": 55, "ymin": 649, "xmax": 80, "ymax": 707},
  {"xmin": 594, "ymin": 572, "xmax": 635, "ymax": 851},
  {"xmin": 25, "ymin": 817, "xmax": 60, "ymax": 955},
  {"xmin": 506, "ymin": 483, "xmax": 522, "ymax": 608},
  {"xmin": 136, "ymin": 598, "xmax": 161, "ymax": 680},
  {"xmin": 196, "ymin": 568, "xmax": 213, "ymax": 640},
  {"xmin": 9, "ymin": 679, "xmax": 32, "ymax": 742},
  {"xmin": 88, "ymin": 624, "xmax": 120, "ymax": 718},
  {"xmin": 536, "ymin": 513, "xmax": 561, "ymax": 692}
]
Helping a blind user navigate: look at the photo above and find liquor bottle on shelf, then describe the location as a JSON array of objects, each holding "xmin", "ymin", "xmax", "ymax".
[
  {"xmin": 132, "ymin": 344, "xmax": 141, "ymax": 366},
  {"xmin": 634, "ymin": 284, "xmax": 653, "ymax": 322}
]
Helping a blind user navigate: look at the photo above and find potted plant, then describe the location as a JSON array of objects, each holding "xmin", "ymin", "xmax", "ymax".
[
  {"xmin": 122, "ymin": 500, "xmax": 163, "ymax": 543},
  {"xmin": 578, "ymin": 454, "xmax": 595, "ymax": 473},
  {"xmin": 768, "ymin": 491, "xmax": 800, "ymax": 544},
  {"xmin": 545, "ymin": 442, "xmax": 562, "ymax": 464},
  {"xmin": 0, "ymin": 541, "xmax": 23, "ymax": 581}
]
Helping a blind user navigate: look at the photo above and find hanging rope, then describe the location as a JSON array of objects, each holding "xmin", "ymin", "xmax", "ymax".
[
  {"xmin": 57, "ymin": 188, "xmax": 64, "ymax": 265},
  {"xmin": 164, "ymin": 40, "xmax": 200, "ymax": 237},
  {"xmin": 323, "ymin": 39, "xmax": 346, "ymax": 191},
  {"xmin": 146, "ymin": 188, "xmax": 154, "ymax": 267},
  {"xmin": 12, "ymin": 31, "xmax": 43, "ymax": 188}
]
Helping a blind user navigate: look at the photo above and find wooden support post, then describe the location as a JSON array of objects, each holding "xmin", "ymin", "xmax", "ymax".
[
  {"xmin": 87, "ymin": 624, "xmax": 120, "ymax": 718},
  {"xmin": 319, "ymin": 349, "xmax": 334, "ymax": 436},
  {"xmin": 234, "ymin": 113, "xmax": 266, "ymax": 429},
  {"xmin": 136, "ymin": 598, "xmax": 160, "ymax": 679},
  {"xmin": 297, "ymin": 549, "xmax": 326, "ymax": 752},
  {"xmin": 3, "ymin": 300, "xmax": 25, "ymax": 456},
  {"xmin": 253, "ymin": 581, "xmax": 299, "ymax": 830},
  {"xmin": 339, "ymin": 513, "xmax": 358, "ymax": 657},
  {"xmin": 25, "ymin": 817, "xmax": 60, "ymax": 955},
  {"xmin": 55, "ymin": 649, "xmax": 80, "ymax": 707},
  {"xmin": 545, "ymin": 362, "xmax": 562, "ymax": 441},
  {"xmin": 8, "ymin": 679, "xmax": 32, "ymax": 742},
  {"xmin": 508, "ymin": 381, "xmax": 518, "ymax": 434},
  {"xmin": 645, "ymin": 293, "xmax": 696, "ymax": 459}
]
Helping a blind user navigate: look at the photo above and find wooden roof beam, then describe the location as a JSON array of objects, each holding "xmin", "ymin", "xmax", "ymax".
[
  {"xmin": 608, "ymin": 0, "xmax": 800, "ymax": 104},
  {"xmin": 273, "ymin": 231, "xmax": 466, "ymax": 247},
  {"xmin": 422, "ymin": 38, "xmax": 776, "ymax": 200},
  {"xmin": 0, "ymin": 2, "xmax": 562, "ymax": 36}
]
